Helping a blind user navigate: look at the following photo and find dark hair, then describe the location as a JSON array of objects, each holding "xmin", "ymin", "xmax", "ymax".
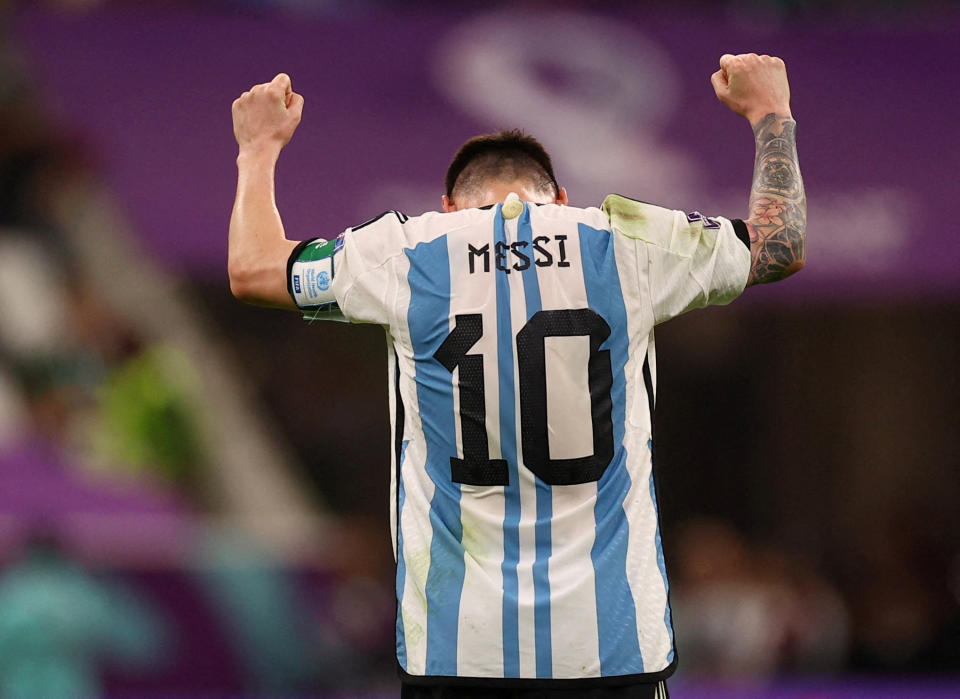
[{"xmin": 444, "ymin": 129, "xmax": 559, "ymax": 200}]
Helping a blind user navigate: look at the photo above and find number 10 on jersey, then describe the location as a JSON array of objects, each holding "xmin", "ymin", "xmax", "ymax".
[{"xmin": 434, "ymin": 308, "xmax": 615, "ymax": 487}]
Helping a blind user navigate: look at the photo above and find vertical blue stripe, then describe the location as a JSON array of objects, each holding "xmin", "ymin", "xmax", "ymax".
[
  {"xmin": 517, "ymin": 206, "xmax": 553, "ymax": 678},
  {"xmin": 648, "ymin": 438, "xmax": 676, "ymax": 663},
  {"xmin": 496, "ymin": 205, "xmax": 521, "ymax": 677},
  {"xmin": 395, "ymin": 440, "xmax": 410, "ymax": 669},
  {"xmin": 405, "ymin": 237, "xmax": 464, "ymax": 675},
  {"xmin": 579, "ymin": 223, "xmax": 643, "ymax": 675}
]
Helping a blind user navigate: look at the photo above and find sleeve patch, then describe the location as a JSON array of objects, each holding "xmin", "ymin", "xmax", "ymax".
[{"xmin": 685, "ymin": 211, "xmax": 721, "ymax": 229}]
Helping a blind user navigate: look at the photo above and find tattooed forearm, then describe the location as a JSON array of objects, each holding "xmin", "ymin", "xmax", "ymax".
[{"xmin": 746, "ymin": 114, "xmax": 806, "ymax": 285}]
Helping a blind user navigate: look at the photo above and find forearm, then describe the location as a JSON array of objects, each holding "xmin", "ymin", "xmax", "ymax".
[
  {"xmin": 745, "ymin": 113, "xmax": 806, "ymax": 285},
  {"xmin": 228, "ymin": 148, "xmax": 297, "ymax": 306}
]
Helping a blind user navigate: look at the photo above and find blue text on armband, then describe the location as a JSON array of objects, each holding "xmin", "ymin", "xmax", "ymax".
[{"xmin": 291, "ymin": 256, "xmax": 337, "ymax": 307}]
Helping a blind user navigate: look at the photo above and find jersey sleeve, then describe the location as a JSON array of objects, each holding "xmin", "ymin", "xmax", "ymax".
[
  {"xmin": 602, "ymin": 194, "xmax": 751, "ymax": 325},
  {"xmin": 286, "ymin": 211, "xmax": 405, "ymax": 325}
]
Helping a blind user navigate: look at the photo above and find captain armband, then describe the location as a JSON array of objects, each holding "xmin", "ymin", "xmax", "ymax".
[{"xmin": 287, "ymin": 235, "xmax": 343, "ymax": 315}]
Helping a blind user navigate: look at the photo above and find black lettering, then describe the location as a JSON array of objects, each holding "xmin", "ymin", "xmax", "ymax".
[
  {"xmin": 434, "ymin": 314, "xmax": 508, "ymax": 485},
  {"xmin": 533, "ymin": 236, "xmax": 553, "ymax": 267},
  {"xmin": 495, "ymin": 241, "xmax": 510, "ymax": 273},
  {"xmin": 556, "ymin": 235, "xmax": 570, "ymax": 268},
  {"xmin": 517, "ymin": 309, "xmax": 614, "ymax": 484},
  {"xmin": 468, "ymin": 243, "xmax": 490, "ymax": 274},
  {"xmin": 511, "ymin": 241, "xmax": 531, "ymax": 271},
  {"xmin": 435, "ymin": 309, "xmax": 615, "ymax": 486}
]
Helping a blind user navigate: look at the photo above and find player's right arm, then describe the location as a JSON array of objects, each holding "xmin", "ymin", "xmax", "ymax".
[
  {"xmin": 711, "ymin": 53, "xmax": 806, "ymax": 287},
  {"xmin": 228, "ymin": 73, "xmax": 303, "ymax": 308}
]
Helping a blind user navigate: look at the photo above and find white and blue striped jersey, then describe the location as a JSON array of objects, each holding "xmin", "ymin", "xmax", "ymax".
[{"xmin": 287, "ymin": 194, "xmax": 751, "ymax": 685}]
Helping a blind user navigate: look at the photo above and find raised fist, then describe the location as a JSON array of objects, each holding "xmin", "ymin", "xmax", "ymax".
[
  {"xmin": 232, "ymin": 73, "xmax": 304, "ymax": 153},
  {"xmin": 710, "ymin": 54, "xmax": 791, "ymax": 126}
]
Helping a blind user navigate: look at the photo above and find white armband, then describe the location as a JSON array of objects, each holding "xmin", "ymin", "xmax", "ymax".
[{"xmin": 287, "ymin": 236, "xmax": 341, "ymax": 309}]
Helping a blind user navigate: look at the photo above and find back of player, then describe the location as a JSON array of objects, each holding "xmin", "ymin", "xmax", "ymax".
[
  {"xmin": 399, "ymin": 193, "xmax": 668, "ymax": 685},
  {"xmin": 288, "ymin": 192, "xmax": 750, "ymax": 687}
]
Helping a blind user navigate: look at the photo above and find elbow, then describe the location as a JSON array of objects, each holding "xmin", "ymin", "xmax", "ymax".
[
  {"xmin": 788, "ymin": 233, "xmax": 807, "ymax": 276},
  {"xmin": 228, "ymin": 261, "xmax": 290, "ymax": 307},
  {"xmin": 229, "ymin": 278, "xmax": 251, "ymax": 302},
  {"xmin": 772, "ymin": 256, "xmax": 805, "ymax": 283},
  {"xmin": 228, "ymin": 264, "xmax": 259, "ymax": 303},
  {"xmin": 748, "ymin": 238, "xmax": 805, "ymax": 286}
]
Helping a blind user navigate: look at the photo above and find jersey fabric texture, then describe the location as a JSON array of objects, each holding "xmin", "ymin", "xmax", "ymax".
[{"xmin": 288, "ymin": 194, "xmax": 751, "ymax": 687}]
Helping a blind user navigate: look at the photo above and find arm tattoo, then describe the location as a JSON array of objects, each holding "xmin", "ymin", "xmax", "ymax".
[{"xmin": 746, "ymin": 114, "xmax": 806, "ymax": 286}]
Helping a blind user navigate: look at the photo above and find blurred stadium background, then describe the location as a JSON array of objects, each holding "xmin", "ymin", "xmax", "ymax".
[{"xmin": 1, "ymin": 0, "xmax": 958, "ymax": 696}]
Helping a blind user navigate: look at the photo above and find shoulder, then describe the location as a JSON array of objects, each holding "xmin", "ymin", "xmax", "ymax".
[
  {"xmin": 601, "ymin": 194, "xmax": 735, "ymax": 257},
  {"xmin": 600, "ymin": 194, "xmax": 682, "ymax": 244},
  {"xmin": 349, "ymin": 209, "xmax": 409, "ymax": 232},
  {"xmin": 335, "ymin": 209, "xmax": 411, "ymax": 266},
  {"xmin": 338, "ymin": 208, "xmax": 488, "ymax": 273},
  {"xmin": 346, "ymin": 208, "xmax": 477, "ymax": 244},
  {"xmin": 527, "ymin": 201, "xmax": 610, "ymax": 231},
  {"xmin": 342, "ymin": 209, "xmax": 410, "ymax": 250}
]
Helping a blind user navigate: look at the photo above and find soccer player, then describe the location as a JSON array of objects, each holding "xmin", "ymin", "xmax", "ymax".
[{"xmin": 228, "ymin": 53, "xmax": 805, "ymax": 697}]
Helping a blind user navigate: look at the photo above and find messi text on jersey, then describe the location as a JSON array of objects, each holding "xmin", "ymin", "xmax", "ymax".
[{"xmin": 467, "ymin": 235, "xmax": 571, "ymax": 274}]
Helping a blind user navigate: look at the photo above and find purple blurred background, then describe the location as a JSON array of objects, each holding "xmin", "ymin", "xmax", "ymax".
[
  {"xmin": 16, "ymin": 2, "xmax": 960, "ymax": 298},
  {"xmin": 2, "ymin": 0, "xmax": 959, "ymax": 695}
]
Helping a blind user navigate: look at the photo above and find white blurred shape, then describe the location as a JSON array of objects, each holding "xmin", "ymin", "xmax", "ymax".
[
  {"xmin": 434, "ymin": 11, "xmax": 697, "ymax": 205},
  {"xmin": 0, "ymin": 235, "xmax": 70, "ymax": 355},
  {"xmin": 806, "ymin": 188, "xmax": 914, "ymax": 273}
]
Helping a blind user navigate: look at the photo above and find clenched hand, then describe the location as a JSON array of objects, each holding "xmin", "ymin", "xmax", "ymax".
[
  {"xmin": 232, "ymin": 73, "xmax": 304, "ymax": 155},
  {"xmin": 711, "ymin": 53, "xmax": 791, "ymax": 127}
]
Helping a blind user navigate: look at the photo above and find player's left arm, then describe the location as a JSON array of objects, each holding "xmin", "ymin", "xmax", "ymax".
[
  {"xmin": 743, "ymin": 112, "xmax": 806, "ymax": 286},
  {"xmin": 712, "ymin": 53, "xmax": 806, "ymax": 286},
  {"xmin": 228, "ymin": 73, "xmax": 303, "ymax": 308}
]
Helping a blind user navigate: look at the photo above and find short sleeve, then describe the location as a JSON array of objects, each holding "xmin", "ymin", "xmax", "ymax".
[
  {"xmin": 602, "ymin": 194, "xmax": 751, "ymax": 325},
  {"xmin": 286, "ymin": 210, "xmax": 405, "ymax": 325}
]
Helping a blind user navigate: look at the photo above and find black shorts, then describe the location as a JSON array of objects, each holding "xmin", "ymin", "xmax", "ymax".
[{"xmin": 400, "ymin": 680, "xmax": 669, "ymax": 699}]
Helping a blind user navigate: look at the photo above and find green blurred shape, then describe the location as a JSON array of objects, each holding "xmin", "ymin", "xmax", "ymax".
[{"xmin": 93, "ymin": 346, "xmax": 204, "ymax": 485}]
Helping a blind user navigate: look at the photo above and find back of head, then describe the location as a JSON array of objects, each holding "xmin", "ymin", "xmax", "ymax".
[{"xmin": 445, "ymin": 130, "xmax": 559, "ymax": 204}]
